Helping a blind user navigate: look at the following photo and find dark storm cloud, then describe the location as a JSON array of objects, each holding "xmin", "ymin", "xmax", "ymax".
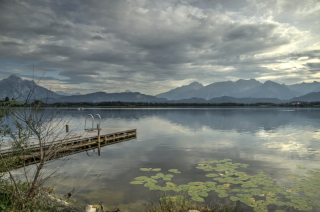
[
  {"xmin": 290, "ymin": 50, "xmax": 320, "ymax": 59},
  {"xmin": 0, "ymin": 0, "xmax": 319, "ymax": 94},
  {"xmin": 306, "ymin": 63, "xmax": 320, "ymax": 69},
  {"xmin": 36, "ymin": 45, "xmax": 76, "ymax": 57},
  {"xmin": 1, "ymin": 42, "xmax": 25, "ymax": 46}
]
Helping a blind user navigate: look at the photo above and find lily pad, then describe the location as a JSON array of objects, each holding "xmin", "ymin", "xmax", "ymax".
[
  {"xmin": 132, "ymin": 161, "xmax": 320, "ymax": 212},
  {"xmin": 198, "ymin": 191, "xmax": 209, "ymax": 197},
  {"xmin": 145, "ymin": 178, "xmax": 157, "ymax": 183},
  {"xmin": 149, "ymin": 185, "xmax": 161, "ymax": 190},
  {"xmin": 191, "ymin": 196, "xmax": 205, "ymax": 202},
  {"xmin": 166, "ymin": 182, "xmax": 177, "ymax": 188},
  {"xmin": 144, "ymin": 182, "xmax": 155, "ymax": 187},
  {"xmin": 218, "ymin": 193, "xmax": 228, "ymax": 198},
  {"xmin": 140, "ymin": 168, "xmax": 151, "ymax": 171},
  {"xmin": 172, "ymin": 187, "xmax": 182, "ymax": 192},
  {"xmin": 230, "ymin": 196, "xmax": 239, "ymax": 201},
  {"xmin": 178, "ymin": 185, "xmax": 190, "ymax": 191},
  {"xmin": 134, "ymin": 176, "xmax": 149, "ymax": 181},
  {"xmin": 168, "ymin": 169, "xmax": 181, "ymax": 173},
  {"xmin": 160, "ymin": 187, "xmax": 172, "ymax": 191}
]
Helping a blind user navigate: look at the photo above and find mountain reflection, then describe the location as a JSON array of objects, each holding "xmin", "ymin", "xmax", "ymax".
[{"xmin": 65, "ymin": 108, "xmax": 320, "ymax": 133}]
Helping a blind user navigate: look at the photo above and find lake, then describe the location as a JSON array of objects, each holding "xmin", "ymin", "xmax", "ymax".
[{"xmin": 7, "ymin": 108, "xmax": 320, "ymax": 211}]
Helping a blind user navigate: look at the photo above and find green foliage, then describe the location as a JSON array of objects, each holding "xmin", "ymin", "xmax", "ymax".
[
  {"xmin": 0, "ymin": 93, "xmax": 74, "ymax": 211},
  {"xmin": 0, "ymin": 100, "xmax": 24, "ymax": 106},
  {"xmin": 130, "ymin": 159, "xmax": 320, "ymax": 212}
]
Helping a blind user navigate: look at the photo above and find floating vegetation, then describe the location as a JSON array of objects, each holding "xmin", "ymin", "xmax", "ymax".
[
  {"xmin": 168, "ymin": 169, "xmax": 181, "ymax": 174},
  {"xmin": 130, "ymin": 161, "xmax": 320, "ymax": 212}
]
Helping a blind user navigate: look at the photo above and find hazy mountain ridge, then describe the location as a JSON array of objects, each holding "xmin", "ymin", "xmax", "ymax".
[
  {"xmin": 290, "ymin": 92, "xmax": 320, "ymax": 102},
  {"xmin": 47, "ymin": 91, "xmax": 167, "ymax": 103},
  {"xmin": 1, "ymin": 75, "xmax": 320, "ymax": 104},
  {"xmin": 157, "ymin": 79, "xmax": 312, "ymax": 100},
  {"xmin": 156, "ymin": 79, "xmax": 263, "ymax": 100},
  {"xmin": 288, "ymin": 81, "xmax": 320, "ymax": 95},
  {"xmin": 56, "ymin": 91, "xmax": 82, "ymax": 96},
  {"xmin": 247, "ymin": 80, "xmax": 299, "ymax": 99}
]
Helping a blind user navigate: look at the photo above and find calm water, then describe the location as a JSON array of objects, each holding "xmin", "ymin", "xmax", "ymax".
[{"xmin": 7, "ymin": 108, "xmax": 320, "ymax": 211}]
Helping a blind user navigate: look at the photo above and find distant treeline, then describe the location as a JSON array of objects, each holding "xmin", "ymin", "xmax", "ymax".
[{"xmin": 43, "ymin": 101, "xmax": 320, "ymax": 108}]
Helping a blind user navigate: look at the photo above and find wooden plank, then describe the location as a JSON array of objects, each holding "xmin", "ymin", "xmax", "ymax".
[
  {"xmin": 0, "ymin": 129, "xmax": 136, "ymax": 153},
  {"xmin": 0, "ymin": 129, "xmax": 137, "ymax": 166}
]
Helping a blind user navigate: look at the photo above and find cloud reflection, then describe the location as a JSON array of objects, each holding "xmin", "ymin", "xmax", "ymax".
[{"xmin": 9, "ymin": 108, "xmax": 320, "ymax": 211}]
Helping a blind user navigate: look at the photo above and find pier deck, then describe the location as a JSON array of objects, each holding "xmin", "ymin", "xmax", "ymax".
[{"xmin": 0, "ymin": 128, "xmax": 137, "ymax": 168}]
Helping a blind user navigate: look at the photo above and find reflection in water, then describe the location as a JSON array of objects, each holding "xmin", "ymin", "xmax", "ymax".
[{"xmin": 8, "ymin": 108, "xmax": 320, "ymax": 211}]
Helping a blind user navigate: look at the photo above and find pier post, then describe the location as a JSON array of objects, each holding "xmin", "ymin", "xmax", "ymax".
[
  {"xmin": 97, "ymin": 124, "xmax": 101, "ymax": 156},
  {"xmin": 19, "ymin": 128, "xmax": 21, "ymax": 139},
  {"xmin": 66, "ymin": 125, "xmax": 69, "ymax": 133}
]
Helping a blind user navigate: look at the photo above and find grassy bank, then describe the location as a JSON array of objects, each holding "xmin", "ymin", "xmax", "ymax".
[
  {"xmin": 0, "ymin": 181, "xmax": 75, "ymax": 212},
  {"xmin": 0, "ymin": 185, "xmax": 242, "ymax": 212}
]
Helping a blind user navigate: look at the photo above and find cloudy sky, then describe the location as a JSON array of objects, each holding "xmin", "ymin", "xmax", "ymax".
[{"xmin": 0, "ymin": 0, "xmax": 319, "ymax": 95}]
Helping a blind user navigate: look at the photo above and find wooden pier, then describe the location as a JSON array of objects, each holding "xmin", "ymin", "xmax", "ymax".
[{"xmin": 0, "ymin": 128, "xmax": 137, "ymax": 169}]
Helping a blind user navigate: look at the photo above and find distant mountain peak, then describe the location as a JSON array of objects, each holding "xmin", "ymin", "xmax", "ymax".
[
  {"xmin": 156, "ymin": 81, "xmax": 203, "ymax": 100},
  {"xmin": 7, "ymin": 75, "xmax": 22, "ymax": 82},
  {"xmin": 8, "ymin": 74, "xmax": 20, "ymax": 79},
  {"xmin": 264, "ymin": 80, "xmax": 279, "ymax": 85},
  {"xmin": 56, "ymin": 91, "xmax": 82, "ymax": 96},
  {"xmin": 189, "ymin": 81, "xmax": 202, "ymax": 85},
  {"xmin": 180, "ymin": 81, "xmax": 203, "ymax": 88}
]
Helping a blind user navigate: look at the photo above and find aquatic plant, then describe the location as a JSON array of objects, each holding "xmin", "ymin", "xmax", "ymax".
[
  {"xmin": 168, "ymin": 169, "xmax": 181, "ymax": 174},
  {"xmin": 130, "ymin": 159, "xmax": 320, "ymax": 212},
  {"xmin": 146, "ymin": 193, "xmax": 242, "ymax": 212}
]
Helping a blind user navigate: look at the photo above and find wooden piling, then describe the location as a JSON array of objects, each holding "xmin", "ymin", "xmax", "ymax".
[
  {"xmin": 19, "ymin": 128, "xmax": 21, "ymax": 139},
  {"xmin": 66, "ymin": 125, "xmax": 69, "ymax": 133},
  {"xmin": 97, "ymin": 124, "xmax": 101, "ymax": 156}
]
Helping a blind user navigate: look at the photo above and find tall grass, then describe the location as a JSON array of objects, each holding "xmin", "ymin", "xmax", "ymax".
[{"xmin": 0, "ymin": 181, "xmax": 78, "ymax": 212}]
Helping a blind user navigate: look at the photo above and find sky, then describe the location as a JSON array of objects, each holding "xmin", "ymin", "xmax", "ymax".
[{"xmin": 0, "ymin": 0, "xmax": 319, "ymax": 95}]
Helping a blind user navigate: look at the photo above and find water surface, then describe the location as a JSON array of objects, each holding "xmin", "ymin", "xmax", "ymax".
[{"xmin": 8, "ymin": 108, "xmax": 320, "ymax": 211}]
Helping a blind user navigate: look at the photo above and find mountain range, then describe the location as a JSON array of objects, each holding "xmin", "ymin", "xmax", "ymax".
[
  {"xmin": 0, "ymin": 75, "xmax": 62, "ymax": 101},
  {"xmin": 156, "ymin": 79, "xmax": 304, "ymax": 100},
  {"xmin": 1, "ymin": 75, "xmax": 320, "ymax": 104}
]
